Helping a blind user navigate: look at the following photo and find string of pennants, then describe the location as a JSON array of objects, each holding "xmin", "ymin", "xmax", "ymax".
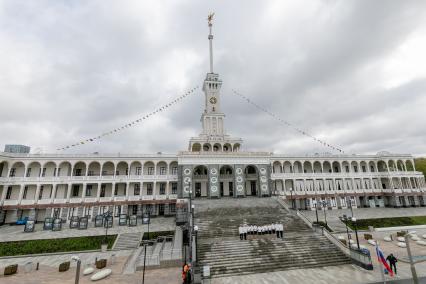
[
  {"xmin": 231, "ymin": 89, "xmax": 345, "ymax": 153},
  {"xmin": 56, "ymin": 86, "xmax": 200, "ymax": 151}
]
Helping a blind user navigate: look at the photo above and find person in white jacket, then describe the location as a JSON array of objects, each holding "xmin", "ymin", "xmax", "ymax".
[{"xmin": 239, "ymin": 226, "xmax": 243, "ymax": 240}]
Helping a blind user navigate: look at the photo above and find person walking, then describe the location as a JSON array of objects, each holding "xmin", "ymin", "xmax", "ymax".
[
  {"xmin": 275, "ymin": 223, "xmax": 280, "ymax": 238},
  {"xmin": 239, "ymin": 225, "xmax": 243, "ymax": 240},
  {"xmin": 386, "ymin": 253, "xmax": 398, "ymax": 274},
  {"xmin": 243, "ymin": 225, "xmax": 247, "ymax": 240}
]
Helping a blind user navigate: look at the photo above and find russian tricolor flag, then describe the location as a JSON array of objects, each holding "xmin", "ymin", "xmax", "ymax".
[{"xmin": 376, "ymin": 245, "xmax": 394, "ymax": 277}]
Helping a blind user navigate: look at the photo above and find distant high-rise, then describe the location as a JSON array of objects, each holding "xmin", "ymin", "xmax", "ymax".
[{"xmin": 4, "ymin": 144, "xmax": 30, "ymax": 154}]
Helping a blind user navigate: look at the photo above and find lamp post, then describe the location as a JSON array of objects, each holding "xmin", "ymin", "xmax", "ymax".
[
  {"xmin": 352, "ymin": 217, "xmax": 360, "ymax": 250},
  {"xmin": 314, "ymin": 199, "xmax": 319, "ymax": 224},
  {"xmin": 194, "ymin": 225, "xmax": 199, "ymax": 266},
  {"xmin": 347, "ymin": 196, "xmax": 353, "ymax": 217},
  {"xmin": 142, "ymin": 208, "xmax": 151, "ymax": 284},
  {"xmin": 322, "ymin": 200, "xmax": 328, "ymax": 226},
  {"xmin": 71, "ymin": 256, "xmax": 81, "ymax": 284},
  {"xmin": 341, "ymin": 214, "xmax": 351, "ymax": 245},
  {"xmin": 290, "ymin": 188, "xmax": 294, "ymax": 209}
]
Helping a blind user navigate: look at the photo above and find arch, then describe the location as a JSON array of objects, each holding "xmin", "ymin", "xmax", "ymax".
[
  {"xmin": 116, "ymin": 161, "xmax": 129, "ymax": 176},
  {"xmin": 42, "ymin": 161, "xmax": 57, "ymax": 177},
  {"xmin": 58, "ymin": 161, "xmax": 72, "ymax": 176},
  {"xmin": 223, "ymin": 143, "xmax": 232, "ymax": 152},
  {"xmin": 293, "ymin": 161, "xmax": 303, "ymax": 173},
  {"xmin": 220, "ymin": 165, "xmax": 233, "ymax": 175},
  {"xmin": 193, "ymin": 165, "xmax": 208, "ymax": 176},
  {"xmin": 377, "ymin": 160, "xmax": 387, "ymax": 172},
  {"xmin": 73, "ymin": 161, "xmax": 87, "ymax": 176},
  {"xmin": 102, "ymin": 161, "xmax": 115, "ymax": 176},
  {"xmin": 9, "ymin": 161, "xmax": 25, "ymax": 177},
  {"xmin": 323, "ymin": 161, "xmax": 332, "ymax": 173},
  {"xmin": 233, "ymin": 143, "xmax": 241, "ymax": 152},
  {"xmin": 396, "ymin": 160, "xmax": 405, "ymax": 171},
  {"xmin": 272, "ymin": 161, "xmax": 282, "ymax": 173},
  {"xmin": 156, "ymin": 161, "xmax": 168, "ymax": 175},
  {"xmin": 359, "ymin": 161, "xmax": 368, "ymax": 173},
  {"xmin": 27, "ymin": 161, "xmax": 41, "ymax": 177},
  {"xmin": 129, "ymin": 161, "xmax": 142, "ymax": 175},
  {"xmin": 313, "ymin": 161, "xmax": 322, "ymax": 173},
  {"xmin": 213, "ymin": 143, "xmax": 222, "ymax": 152},
  {"xmin": 342, "ymin": 161, "xmax": 350, "ymax": 173},
  {"xmin": 303, "ymin": 161, "xmax": 313, "ymax": 173},
  {"xmin": 203, "ymin": 143, "xmax": 211, "ymax": 152},
  {"xmin": 169, "ymin": 161, "xmax": 178, "ymax": 175},
  {"xmin": 245, "ymin": 165, "xmax": 258, "ymax": 175},
  {"xmin": 350, "ymin": 161, "xmax": 359, "ymax": 173},
  {"xmin": 192, "ymin": 143, "xmax": 201, "ymax": 152},
  {"xmin": 332, "ymin": 161, "xmax": 341, "ymax": 173},
  {"xmin": 143, "ymin": 161, "xmax": 155, "ymax": 175},
  {"xmin": 368, "ymin": 161, "xmax": 376, "ymax": 172},
  {"xmin": 283, "ymin": 161, "xmax": 292, "ymax": 173},
  {"xmin": 406, "ymin": 160, "xmax": 415, "ymax": 171},
  {"xmin": 388, "ymin": 160, "xmax": 397, "ymax": 171},
  {"xmin": 87, "ymin": 161, "xmax": 101, "ymax": 176}
]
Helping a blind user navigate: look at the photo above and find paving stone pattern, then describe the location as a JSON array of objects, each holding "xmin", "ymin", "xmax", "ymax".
[{"xmin": 194, "ymin": 197, "xmax": 351, "ymax": 278}]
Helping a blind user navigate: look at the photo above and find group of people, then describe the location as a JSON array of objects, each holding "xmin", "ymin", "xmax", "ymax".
[{"xmin": 239, "ymin": 223, "xmax": 284, "ymax": 240}]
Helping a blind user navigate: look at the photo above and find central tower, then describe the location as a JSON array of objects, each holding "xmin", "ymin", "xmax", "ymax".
[{"xmin": 188, "ymin": 14, "xmax": 243, "ymax": 153}]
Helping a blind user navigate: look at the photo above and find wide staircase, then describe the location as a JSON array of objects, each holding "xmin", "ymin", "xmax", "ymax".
[
  {"xmin": 113, "ymin": 232, "xmax": 142, "ymax": 250},
  {"xmin": 194, "ymin": 197, "xmax": 351, "ymax": 278}
]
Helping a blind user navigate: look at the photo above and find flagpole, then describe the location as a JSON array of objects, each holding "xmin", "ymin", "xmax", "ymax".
[{"xmin": 376, "ymin": 242, "xmax": 386, "ymax": 284}]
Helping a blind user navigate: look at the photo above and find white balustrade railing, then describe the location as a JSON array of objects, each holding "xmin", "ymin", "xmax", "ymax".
[
  {"xmin": 54, "ymin": 198, "xmax": 67, "ymax": 204},
  {"xmin": 3, "ymin": 200, "xmax": 19, "ymax": 206},
  {"xmin": 20, "ymin": 199, "xmax": 35, "ymax": 205},
  {"xmin": 69, "ymin": 198, "xmax": 83, "ymax": 204},
  {"xmin": 99, "ymin": 197, "xmax": 113, "ymax": 202}
]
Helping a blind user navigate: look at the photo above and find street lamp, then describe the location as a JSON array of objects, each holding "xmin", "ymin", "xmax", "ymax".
[
  {"xmin": 346, "ymin": 196, "xmax": 353, "ymax": 217},
  {"xmin": 194, "ymin": 225, "xmax": 199, "ymax": 266},
  {"xmin": 71, "ymin": 255, "xmax": 81, "ymax": 284},
  {"xmin": 340, "ymin": 214, "xmax": 351, "ymax": 246},
  {"xmin": 352, "ymin": 217, "xmax": 360, "ymax": 250},
  {"xmin": 313, "ymin": 199, "xmax": 319, "ymax": 224},
  {"xmin": 322, "ymin": 200, "xmax": 328, "ymax": 226},
  {"xmin": 290, "ymin": 188, "xmax": 294, "ymax": 209}
]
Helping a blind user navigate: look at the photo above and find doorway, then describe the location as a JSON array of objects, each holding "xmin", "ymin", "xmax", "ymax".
[
  {"xmin": 195, "ymin": 183, "xmax": 201, "ymax": 197},
  {"xmin": 220, "ymin": 182, "xmax": 224, "ymax": 197},
  {"xmin": 229, "ymin": 182, "xmax": 234, "ymax": 197},
  {"xmin": 250, "ymin": 181, "xmax": 257, "ymax": 196},
  {"xmin": 159, "ymin": 204, "xmax": 165, "ymax": 216}
]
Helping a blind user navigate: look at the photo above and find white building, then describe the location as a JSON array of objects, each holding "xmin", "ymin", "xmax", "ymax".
[{"xmin": 0, "ymin": 19, "xmax": 425, "ymax": 224}]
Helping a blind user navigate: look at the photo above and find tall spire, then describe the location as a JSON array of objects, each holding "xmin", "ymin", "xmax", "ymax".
[{"xmin": 207, "ymin": 13, "xmax": 215, "ymax": 73}]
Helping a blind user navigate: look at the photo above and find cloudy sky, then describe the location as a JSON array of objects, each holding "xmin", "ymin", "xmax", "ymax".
[{"xmin": 1, "ymin": 0, "xmax": 426, "ymax": 156}]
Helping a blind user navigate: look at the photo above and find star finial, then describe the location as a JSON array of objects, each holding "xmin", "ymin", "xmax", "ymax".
[{"xmin": 207, "ymin": 13, "xmax": 215, "ymax": 25}]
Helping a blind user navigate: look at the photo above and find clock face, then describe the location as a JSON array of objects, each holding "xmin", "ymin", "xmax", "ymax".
[{"xmin": 209, "ymin": 97, "xmax": 217, "ymax": 104}]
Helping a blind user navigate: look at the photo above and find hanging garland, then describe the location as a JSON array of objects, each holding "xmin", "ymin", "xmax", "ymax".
[
  {"xmin": 56, "ymin": 86, "xmax": 199, "ymax": 151},
  {"xmin": 232, "ymin": 89, "xmax": 345, "ymax": 153}
]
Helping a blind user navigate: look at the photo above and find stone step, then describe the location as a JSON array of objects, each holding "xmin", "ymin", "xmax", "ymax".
[{"xmin": 113, "ymin": 232, "xmax": 142, "ymax": 250}]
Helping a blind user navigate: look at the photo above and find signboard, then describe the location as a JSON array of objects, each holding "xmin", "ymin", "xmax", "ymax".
[
  {"xmin": 142, "ymin": 213, "xmax": 150, "ymax": 224},
  {"xmin": 78, "ymin": 217, "xmax": 88, "ymax": 230},
  {"xmin": 69, "ymin": 216, "xmax": 79, "ymax": 229},
  {"xmin": 119, "ymin": 214, "xmax": 128, "ymax": 226},
  {"xmin": 52, "ymin": 218, "xmax": 62, "ymax": 231},
  {"xmin": 43, "ymin": 217, "xmax": 53, "ymax": 230},
  {"xmin": 95, "ymin": 215, "xmax": 104, "ymax": 227},
  {"xmin": 129, "ymin": 215, "xmax": 137, "ymax": 226},
  {"xmin": 24, "ymin": 220, "xmax": 35, "ymax": 232}
]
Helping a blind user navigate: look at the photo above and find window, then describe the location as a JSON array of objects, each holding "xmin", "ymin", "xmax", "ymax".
[
  {"xmin": 169, "ymin": 204, "xmax": 176, "ymax": 213},
  {"xmin": 160, "ymin": 183, "xmax": 166, "ymax": 195},
  {"xmin": 100, "ymin": 185, "xmax": 106, "ymax": 197},
  {"xmin": 362, "ymin": 166, "xmax": 366, "ymax": 172},
  {"xmin": 160, "ymin": 167, "xmax": 166, "ymax": 175},
  {"xmin": 136, "ymin": 167, "xmax": 142, "ymax": 175},
  {"xmin": 53, "ymin": 168, "xmax": 57, "ymax": 177},
  {"xmin": 75, "ymin": 169, "xmax": 82, "ymax": 176},
  {"xmin": 125, "ymin": 168, "xmax": 129, "ymax": 175},
  {"xmin": 88, "ymin": 170, "xmax": 94, "ymax": 176},
  {"xmin": 86, "ymin": 185, "xmax": 92, "ymax": 197},
  {"xmin": 134, "ymin": 183, "xmax": 140, "ymax": 195},
  {"xmin": 84, "ymin": 207, "xmax": 92, "ymax": 217},
  {"xmin": 370, "ymin": 166, "xmax": 375, "ymax": 172},
  {"xmin": 114, "ymin": 184, "xmax": 118, "ymax": 195},
  {"xmin": 148, "ymin": 167, "xmax": 154, "ymax": 175},
  {"xmin": 345, "ymin": 166, "xmax": 349, "ymax": 173},
  {"xmin": 147, "ymin": 183, "xmax": 153, "ymax": 195},
  {"xmin": 41, "ymin": 168, "xmax": 46, "ymax": 177},
  {"xmin": 172, "ymin": 167, "xmax": 178, "ymax": 175},
  {"xmin": 57, "ymin": 168, "xmax": 61, "ymax": 176},
  {"xmin": 102, "ymin": 170, "xmax": 107, "ymax": 176},
  {"xmin": 23, "ymin": 186, "xmax": 28, "ymax": 199},
  {"xmin": 353, "ymin": 166, "xmax": 358, "ymax": 173},
  {"xmin": 6, "ymin": 187, "xmax": 12, "ymax": 199},
  {"xmin": 26, "ymin": 168, "xmax": 31, "ymax": 177},
  {"xmin": 72, "ymin": 185, "xmax": 79, "ymax": 197},
  {"xmin": 114, "ymin": 205, "xmax": 121, "ymax": 217},
  {"xmin": 171, "ymin": 183, "xmax": 177, "ymax": 194},
  {"xmin": 38, "ymin": 186, "xmax": 44, "ymax": 200},
  {"xmin": 9, "ymin": 168, "xmax": 16, "ymax": 177}
]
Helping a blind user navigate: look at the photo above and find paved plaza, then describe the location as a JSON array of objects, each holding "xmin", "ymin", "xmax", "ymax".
[
  {"xmin": 0, "ymin": 216, "xmax": 175, "ymax": 242},
  {"xmin": 303, "ymin": 206, "xmax": 426, "ymax": 232}
]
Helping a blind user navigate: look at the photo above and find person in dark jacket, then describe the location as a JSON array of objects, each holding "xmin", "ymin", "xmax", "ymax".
[{"xmin": 386, "ymin": 253, "xmax": 398, "ymax": 274}]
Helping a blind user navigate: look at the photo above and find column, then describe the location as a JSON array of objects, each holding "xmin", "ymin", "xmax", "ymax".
[
  {"xmin": 126, "ymin": 182, "xmax": 130, "ymax": 200},
  {"xmin": 153, "ymin": 181, "xmax": 157, "ymax": 199},
  {"xmin": 34, "ymin": 184, "xmax": 41, "ymax": 202},
  {"xmin": 82, "ymin": 183, "xmax": 87, "ymax": 199},
  {"xmin": 18, "ymin": 184, "xmax": 25, "ymax": 202},
  {"xmin": 51, "ymin": 184, "xmax": 58, "ymax": 201},
  {"xmin": 96, "ymin": 183, "xmax": 102, "ymax": 200},
  {"xmin": 66, "ymin": 183, "xmax": 72, "ymax": 201},
  {"xmin": 112, "ymin": 182, "xmax": 116, "ymax": 198}
]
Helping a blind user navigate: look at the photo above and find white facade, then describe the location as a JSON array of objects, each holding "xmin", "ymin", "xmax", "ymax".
[{"xmin": 0, "ymin": 19, "xmax": 425, "ymax": 224}]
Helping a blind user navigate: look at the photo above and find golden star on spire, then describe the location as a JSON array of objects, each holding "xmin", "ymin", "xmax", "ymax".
[{"xmin": 207, "ymin": 13, "xmax": 215, "ymax": 25}]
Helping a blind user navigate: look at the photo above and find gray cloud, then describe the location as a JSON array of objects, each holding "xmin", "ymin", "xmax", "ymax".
[{"xmin": 1, "ymin": 0, "xmax": 426, "ymax": 156}]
